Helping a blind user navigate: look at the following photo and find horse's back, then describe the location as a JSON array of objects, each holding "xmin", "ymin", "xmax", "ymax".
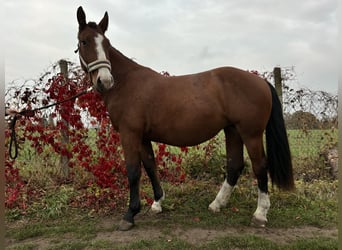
[
  {"xmin": 137, "ymin": 66, "xmax": 272, "ymax": 146},
  {"xmin": 165, "ymin": 66, "xmax": 272, "ymax": 126}
]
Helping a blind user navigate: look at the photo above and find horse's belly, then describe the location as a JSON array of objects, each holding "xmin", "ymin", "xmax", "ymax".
[
  {"xmin": 147, "ymin": 116, "xmax": 227, "ymax": 147},
  {"xmin": 149, "ymin": 130, "xmax": 220, "ymax": 147}
]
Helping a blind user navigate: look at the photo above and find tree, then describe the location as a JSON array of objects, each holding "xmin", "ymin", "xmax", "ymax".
[{"xmin": 285, "ymin": 111, "xmax": 320, "ymax": 129}]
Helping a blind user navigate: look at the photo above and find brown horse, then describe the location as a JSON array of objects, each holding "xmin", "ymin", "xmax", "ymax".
[{"xmin": 76, "ymin": 6, "xmax": 294, "ymax": 231}]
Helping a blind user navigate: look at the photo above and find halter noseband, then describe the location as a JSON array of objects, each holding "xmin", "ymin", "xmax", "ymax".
[{"xmin": 75, "ymin": 45, "xmax": 112, "ymax": 73}]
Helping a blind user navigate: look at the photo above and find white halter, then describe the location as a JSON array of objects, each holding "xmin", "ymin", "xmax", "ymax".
[{"xmin": 78, "ymin": 52, "xmax": 112, "ymax": 73}]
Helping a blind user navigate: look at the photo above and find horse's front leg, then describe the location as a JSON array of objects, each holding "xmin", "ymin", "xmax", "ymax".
[
  {"xmin": 141, "ymin": 140, "xmax": 164, "ymax": 213},
  {"xmin": 118, "ymin": 132, "xmax": 142, "ymax": 231}
]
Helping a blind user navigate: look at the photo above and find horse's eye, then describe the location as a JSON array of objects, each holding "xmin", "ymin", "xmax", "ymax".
[{"xmin": 80, "ymin": 40, "xmax": 87, "ymax": 46}]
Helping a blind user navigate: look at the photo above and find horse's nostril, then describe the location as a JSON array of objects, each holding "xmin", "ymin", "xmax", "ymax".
[{"xmin": 96, "ymin": 78, "xmax": 105, "ymax": 93}]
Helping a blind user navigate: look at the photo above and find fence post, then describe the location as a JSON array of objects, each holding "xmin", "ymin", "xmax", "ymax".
[
  {"xmin": 59, "ymin": 59, "xmax": 70, "ymax": 179},
  {"xmin": 273, "ymin": 67, "xmax": 283, "ymax": 106}
]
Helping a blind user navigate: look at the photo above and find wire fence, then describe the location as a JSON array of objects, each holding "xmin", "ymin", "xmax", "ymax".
[
  {"xmin": 272, "ymin": 69, "xmax": 338, "ymax": 181},
  {"xmin": 282, "ymin": 84, "xmax": 338, "ymax": 129},
  {"xmin": 5, "ymin": 65, "xmax": 338, "ymax": 181}
]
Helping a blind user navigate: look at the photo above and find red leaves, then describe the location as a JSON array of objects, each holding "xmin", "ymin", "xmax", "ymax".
[
  {"xmin": 5, "ymin": 67, "xmax": 189, "ymax": 211},
  {"xmin": 193, "ymin": 216, "xmax": 201, "ymax": 222},
  {"xmin": 4, "ymin": 157, "xmax": 25, "ymax": 209},
  {"xmin": 231, "ymin": 207, "xmax": 239, "ymax": 213},
  {"xmin": 155, "ymin": 143, "xmax": 188, "ymax": 184}
]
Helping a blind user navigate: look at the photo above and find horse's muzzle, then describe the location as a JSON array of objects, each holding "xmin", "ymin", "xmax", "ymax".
[{"xmin": 94, "ymin": 72, "xmax": 114, "ymax": 93}]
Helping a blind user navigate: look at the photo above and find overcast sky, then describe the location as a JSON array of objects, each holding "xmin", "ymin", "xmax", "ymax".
[{"xmin": 4, "ymin": 0, "xmax": 338, "ymax": 93}]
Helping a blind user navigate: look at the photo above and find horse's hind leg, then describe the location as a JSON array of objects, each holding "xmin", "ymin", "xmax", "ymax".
[
  {"xmin": 244, "ymin": 135, "xmax": 270, "ymax": 227},
  {"xmin": 141, "ymin": 140, "xmax": 165, "ymax": 213},
  {"xmin": 209, "ymin": 126, "xmax": 244, "ymax": 212}
]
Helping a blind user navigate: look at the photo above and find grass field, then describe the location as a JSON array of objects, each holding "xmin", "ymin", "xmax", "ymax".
[
  {"xmin": 5, "ymin": 179, "xmax": 338, "ymax": 249},
  {"xmin": 5, "ymin": 129, "xmax": 338, "ymax": 249}
]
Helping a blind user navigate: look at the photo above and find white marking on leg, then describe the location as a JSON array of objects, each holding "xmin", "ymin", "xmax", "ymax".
[
  {"xmin": 252, "ymin": 189, "xmax": 270, "ymax": 227},
  {"xmin": 151, "ymin": 190, "xmax": 165, "ymax": 213},
  {"xmin": 209, "ymin": 180, "xmax": 234, "ymax": 212},
  {"xmin": 94, "ymin": 34, "xmax": 114, "ymax": 89}
]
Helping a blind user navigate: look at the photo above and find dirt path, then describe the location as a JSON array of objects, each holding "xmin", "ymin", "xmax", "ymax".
[
  {"xmin": 6, "ymin": 214, "xmax": 338, "ymax": 249},
  {"xmin": 95, "ymin": 226, "xmax": 338, "ymax": 245},
  {"xmin": 96, "ymin": 216, "xmax": 337, "ymax": 245}
]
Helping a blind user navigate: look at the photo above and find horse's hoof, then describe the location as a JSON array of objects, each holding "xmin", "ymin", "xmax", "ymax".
[
  {"xmin": 151, "ymin": 192, "xmax": 165, "ymax": 213},
  {"xmin": 151, "ymin": 201, "xmax": 162, "ymax": 213},
  {"xmin": 208, "ymin": 202, "xmax": 221, "ymax": 213},
  {"xmin": 118, "ymin": 219, "xmax": 134, "ymax": 231},
  {"xmin": 251, "ymin": 216, "xmax": 267, "ymax": 228}
]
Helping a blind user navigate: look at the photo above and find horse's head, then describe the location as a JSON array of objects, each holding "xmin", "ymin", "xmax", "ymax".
[{"xmin": 76, "ymin": 6, "xmax": 114, "ymax": 92}]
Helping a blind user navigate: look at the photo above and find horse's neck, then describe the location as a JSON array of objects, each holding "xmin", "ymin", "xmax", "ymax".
[
  {"xmin": 108, "ymin": 46, "xmax": 142, "ymax": 76},
  {"xmin": 101, "ymin": 46, "xmax": 145, "ymax": 128}
]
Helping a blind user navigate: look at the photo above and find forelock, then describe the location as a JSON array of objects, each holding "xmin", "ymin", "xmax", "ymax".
[
  {"xmin": 85, "ymin": 22, "xmax": 105, "ymax": 35},
  {"xmin": 87, "ymin": 22, "xmax": 98, "ymax": 29}
]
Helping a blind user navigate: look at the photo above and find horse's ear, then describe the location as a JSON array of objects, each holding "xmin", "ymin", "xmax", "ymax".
[
  {"xmin": 99, "ymin": 11, "xmax": 109, "ymax": 33},
  {"xmin": 77, "ymin": 6, "xmax": 87, "ymax": 31}
]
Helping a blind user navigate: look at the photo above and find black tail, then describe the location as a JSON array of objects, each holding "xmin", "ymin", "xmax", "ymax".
[{"xmin": 266, "ymin": 82, "xmax": 294, "ymax": 190}]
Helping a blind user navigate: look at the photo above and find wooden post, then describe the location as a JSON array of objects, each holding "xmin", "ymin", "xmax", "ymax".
[
  {"xmin": 273, "ymin": 67, "xmax": 283, "ymax": 106},
  {"xmin": 59, "ymin": 59, "xmax": 70, "ymax": 179}
]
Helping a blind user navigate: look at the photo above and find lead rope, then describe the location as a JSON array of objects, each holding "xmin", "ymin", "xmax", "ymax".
[{"xmin": 8, "ymin": 87, "xmax": 92, "ymax": 159}]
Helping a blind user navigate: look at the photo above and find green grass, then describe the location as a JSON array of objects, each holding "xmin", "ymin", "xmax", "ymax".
[
  {"xmin": 6, "ymin": 129, "xmax": 338, "ymax": 249},
  {"xmin": 12, "ymin": 129, "xmax": 337, "ymax": 185},
  {"xmin": 202, "ymin": 235, "xmax": 337, "ymax": 250},
  {"xmin": 6, "ymin": 244, "xmax": 39, "ymax": 250},
  {"xmin": 6, "ymin": 215, "xmax": 98, "ymax": 241},
  {"xmin": 6, "ymin": 177, "xmax": 337, "ymax": 249},
  {"xmin": 141, "ymin": 178, "xmax": 337, "ymax": 229},
  {"xmin": 288, "ymin": 129, "xmax": 337, "ymax": 157},
  {"xmin": 7, "ymin": 237, "xmax": 338, "ymax": 250}
]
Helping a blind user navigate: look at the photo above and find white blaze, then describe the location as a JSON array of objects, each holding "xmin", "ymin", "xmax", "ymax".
[{"xmin": 94, "ymin": 34, "xmax": 114, "ymax": 89}]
